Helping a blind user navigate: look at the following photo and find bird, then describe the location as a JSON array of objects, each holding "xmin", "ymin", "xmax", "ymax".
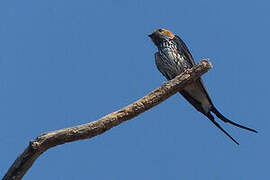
[{"xmin": 149, "ymin": 28, "xmax": 257, "ymax": 145}]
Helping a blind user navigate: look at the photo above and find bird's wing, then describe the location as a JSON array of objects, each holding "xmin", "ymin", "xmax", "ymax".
[
  {"xmin": 173, "ymin": 35, "xmax": 196, "ymax": 66},
  {"xmin": 173, "ymin": 35, "xmax": 214, "ymax": 106},
  {"xmin": 180, "ymin": 89, "xmax": 206, "ymax": 113}
]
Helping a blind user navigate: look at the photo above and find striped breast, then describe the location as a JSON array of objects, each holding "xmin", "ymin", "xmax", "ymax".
[{"xmin": 158, "ymin": 40, "xmax": 191, "ymax": 79}]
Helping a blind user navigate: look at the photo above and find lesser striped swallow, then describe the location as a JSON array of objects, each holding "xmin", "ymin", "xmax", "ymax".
[{"xmin": 149, "ymin": 28, "xmax": 257, "ymax": 145}]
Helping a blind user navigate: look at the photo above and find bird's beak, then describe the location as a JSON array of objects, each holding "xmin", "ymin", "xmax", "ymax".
[{"xmin": 149, "ymin": 32, "xmax": 159, "ymax": 46}]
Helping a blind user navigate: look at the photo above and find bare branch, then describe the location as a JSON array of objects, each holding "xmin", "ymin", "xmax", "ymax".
[{"xmin": 2, "ymin": 60, "xmax": 212, "ymax": 180}]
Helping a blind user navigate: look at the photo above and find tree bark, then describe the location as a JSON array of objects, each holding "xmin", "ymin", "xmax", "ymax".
[{"xmin": 2, "ymin": 60, "xmax": 212, "ymax": 180}]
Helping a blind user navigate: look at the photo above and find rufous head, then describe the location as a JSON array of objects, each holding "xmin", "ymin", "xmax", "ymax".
[{"xmin": 149, "ymin": 28, "xmax": 175, "ymax": 46}]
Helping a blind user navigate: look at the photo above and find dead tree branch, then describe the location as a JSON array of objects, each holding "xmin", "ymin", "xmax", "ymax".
[{"xmin": 2, "ymin": 60, "xmax": 212, "ymax": 180}]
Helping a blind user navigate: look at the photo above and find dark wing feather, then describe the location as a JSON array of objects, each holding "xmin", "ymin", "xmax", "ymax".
[
  {"xmin": 173, "ymin": 35, "xmax": 214, "ymax": 105},
  {"xmin": 173, "ymin": 35, "xmax": 196, "ymax": 66},
  {"xmin": 180, "ymin": 90, "xmax": 205, "ymax": 113}
]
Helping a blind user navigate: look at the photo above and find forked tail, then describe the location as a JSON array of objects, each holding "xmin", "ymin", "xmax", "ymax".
[
  {"xmin": 211, "ymin": 106, "xmax": 257, "ymax": 133},
  {"xmin": 205, "ymin": 113, "xmax": 239, "ymax": 145}
]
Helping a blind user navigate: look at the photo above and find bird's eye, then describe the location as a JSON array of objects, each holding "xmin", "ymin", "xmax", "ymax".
[{"xmin": 158, "ymin": 29, "xmax": 163, "ymax": 32}]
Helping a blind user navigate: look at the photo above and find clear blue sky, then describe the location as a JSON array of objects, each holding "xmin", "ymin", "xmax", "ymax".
[{"xmin": 1, "ymin": 0, "xmax": 269, "ymax": 179}]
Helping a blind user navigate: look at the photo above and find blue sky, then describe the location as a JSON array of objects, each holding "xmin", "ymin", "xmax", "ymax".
[{"xmin": 0, "ymin": 0, "xmax": 269, "ymax": 179}]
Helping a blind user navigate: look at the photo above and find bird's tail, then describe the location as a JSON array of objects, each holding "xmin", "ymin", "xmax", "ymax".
[
  {"xmin": 205, "ymin": 113, "xmax": 240, "ymax": 145},
  {"xmin": 210, "ymin": 106, "xmax": 257, "ymax": 133}
]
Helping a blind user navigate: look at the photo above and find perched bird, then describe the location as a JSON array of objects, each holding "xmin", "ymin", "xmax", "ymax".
[{"xmin": 149, "ymin": 28, "xmax": 257, "ymax": 145}]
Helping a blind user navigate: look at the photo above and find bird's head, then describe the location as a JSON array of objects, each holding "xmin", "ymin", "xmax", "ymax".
[{"xmin": 149, "ymin": 28, "xmax": 175, "ymax": 46}]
